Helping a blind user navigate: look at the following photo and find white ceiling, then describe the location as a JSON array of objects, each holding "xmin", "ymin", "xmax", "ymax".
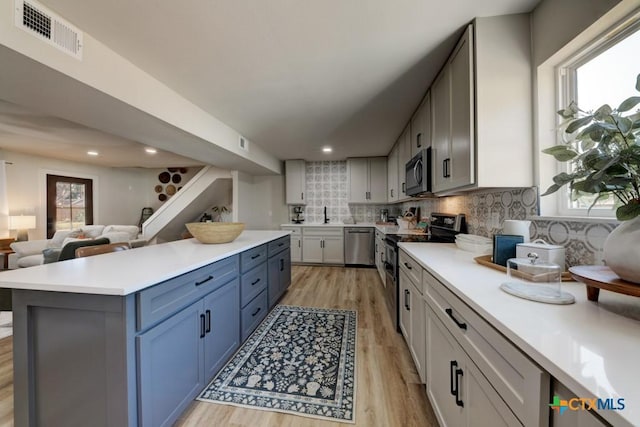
[
  {"xmin": 0, "ymin": 100, "xmax": 203, "ymax": 168},
  {"xmin": 5, "ymin": 0, "xmax": 540, "ymax": 166}
]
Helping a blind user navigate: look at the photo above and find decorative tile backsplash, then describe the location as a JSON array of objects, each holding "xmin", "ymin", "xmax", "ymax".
[
  {"xmin": 290, "ymin": 161, "xmax": 390, "ymax": 224},
  {"xmin": 400, "ymin": 187, "xmax": 619, "ymax": 267},
  {"xmin": 289, "ymin": 161, "xmax": 619, "ymax": 267}
]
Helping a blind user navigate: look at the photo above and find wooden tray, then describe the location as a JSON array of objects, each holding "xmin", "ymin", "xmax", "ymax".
[
  {"xmin": 569, "ymin": 265, "xmax": 640, "ymax": 302},
  {"xmin": 474, "ymin": 255, "xmax": 573, "ymax": 282}
]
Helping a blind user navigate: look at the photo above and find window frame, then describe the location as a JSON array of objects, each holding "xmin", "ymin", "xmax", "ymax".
[{"xmin": 554, "ymin": 16, "xmax": 640, "ymax": 218}]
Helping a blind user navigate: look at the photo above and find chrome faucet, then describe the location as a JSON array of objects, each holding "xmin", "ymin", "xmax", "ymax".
[{"xmin": 324, "ymin": 206, "xmax": 330, "ymax": 224}]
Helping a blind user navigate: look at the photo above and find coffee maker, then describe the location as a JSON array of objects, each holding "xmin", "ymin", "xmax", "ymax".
[{"xmin": 292, "ymin": 206, "xmax": 305, "ymax": 224}]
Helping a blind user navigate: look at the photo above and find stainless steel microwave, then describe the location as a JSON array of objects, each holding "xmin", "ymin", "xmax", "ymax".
[{"xmin": 405, "ymin": 147, "xmax": 432, "ymax": 196}]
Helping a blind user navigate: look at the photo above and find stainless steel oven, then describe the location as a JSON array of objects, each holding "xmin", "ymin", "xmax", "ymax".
[{"xmin": 384, "ymin": 213, "xmax": 466, "ymax": 332}]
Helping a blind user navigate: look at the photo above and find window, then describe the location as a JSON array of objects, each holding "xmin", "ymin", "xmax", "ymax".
[
  {"xmin": 46, "ymin": 174, "xmax": 93, "ymax": 238},
  {"xmin": 556, "ymin": 20, "xmax": 640, "ymax": 217}
]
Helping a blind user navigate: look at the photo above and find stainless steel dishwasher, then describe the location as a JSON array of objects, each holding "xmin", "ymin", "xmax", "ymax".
[{"xmin": 344, "ymin": 227, "xmax": 375, "ymax": 266}]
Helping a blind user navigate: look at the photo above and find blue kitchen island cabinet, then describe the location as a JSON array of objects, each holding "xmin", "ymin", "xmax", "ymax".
[
  {"xmin": 267, "ymin": 235, "xmax": 291, "ymax": 308},
  {"xmin": 1, "ymin": 231, "xmax": 291, "ymax": 427}
]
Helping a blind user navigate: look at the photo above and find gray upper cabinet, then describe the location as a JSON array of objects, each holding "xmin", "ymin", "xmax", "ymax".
[
  {"xmin": 398, "ymin": 124, "xmax": 412, "ymax": 201},
  {"xmin": 410, "ymin": 92, "xmax": 431, "ymax": 157},
  {"xmin": 285, "ymin": 159, "xmax": 306, "ymax": 205},
  {"xmin": 387, "ymin": 142, "xmax": 399, "ymax": 203},
  {"xmin": 347, "ymin": 157, "xmax": 388, "ymax": 204},
  {"xmin": 431, "ymin": 15, "xmax": 533, "ymax": 193},
  {"xmin": 432, "ymin": 24, "xmax": 475, "ymax": 193}
]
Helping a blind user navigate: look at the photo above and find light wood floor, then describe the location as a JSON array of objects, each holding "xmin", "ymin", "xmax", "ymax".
[
  {"xmin": 0, "ymin": 266, "xmax": 438, "ymax": 427},
  {"xmin": 177, "ymin": 266, "xmax": 438, "ymax": 427}
]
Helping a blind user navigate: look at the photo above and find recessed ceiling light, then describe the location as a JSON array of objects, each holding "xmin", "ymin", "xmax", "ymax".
[
  {"xmin": 322, "ymin": 147, "xmax": 332, "ymax": 153},
  {"xmin": 87, "ymin": 150, "xmax": 99, "ymax": 156},
  {"xmin": 145, "ymin": 147, "xmax": 158, "ymax": 154}
]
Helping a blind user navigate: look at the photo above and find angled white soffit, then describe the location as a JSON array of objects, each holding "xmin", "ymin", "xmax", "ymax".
[{"xmin": 0, "ymin": 1, "xmax": 282, "ymax": 175}]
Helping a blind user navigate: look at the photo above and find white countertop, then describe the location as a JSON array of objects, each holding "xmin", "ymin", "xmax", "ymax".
[
  {"xmin": 0, "ymin": 230, "xmax": 290, "ymax": 296},
  {"xmin": 398, "ymin": 242, "xmax": 640, "ymax": 427}
]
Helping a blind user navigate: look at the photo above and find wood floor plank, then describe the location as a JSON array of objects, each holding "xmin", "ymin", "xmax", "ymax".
[{"xmin": 0, "ymin": 266, "xmax": 438, "ymax": 427}]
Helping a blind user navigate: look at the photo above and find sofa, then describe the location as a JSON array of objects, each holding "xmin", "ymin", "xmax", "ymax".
[{"xmin": 8, "ymin": 225, "xmax": 146, "ymax": 268}]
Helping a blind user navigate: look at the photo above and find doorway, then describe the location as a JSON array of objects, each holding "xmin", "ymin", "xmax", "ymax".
[{"xmin": 46, "ymin": 174, "xmax": 94, "ymax": 238}]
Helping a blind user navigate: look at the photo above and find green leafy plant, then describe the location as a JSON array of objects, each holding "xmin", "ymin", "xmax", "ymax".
[{"xmin": 542, "ymin": 73, "xmax": 640, "ymax": 220}]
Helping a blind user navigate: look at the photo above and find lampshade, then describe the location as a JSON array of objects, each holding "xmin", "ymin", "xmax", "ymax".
[{"xmin": 9, "ymin": 215, "xmax": 36, "ymax": 230}]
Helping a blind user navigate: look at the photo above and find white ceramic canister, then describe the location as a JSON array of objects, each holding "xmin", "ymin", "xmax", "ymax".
[
  {"xmin": 502, "ymin": 220, "xmax": 532, "ymax": 242},
  {"xmin": 516, "ymin": 239, "xmax": 566, "ymax": 270}
]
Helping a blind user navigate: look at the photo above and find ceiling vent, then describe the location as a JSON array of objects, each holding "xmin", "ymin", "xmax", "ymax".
[
  {"xmin": 14, "ymin": 0, "xmax": 83, "ymax": 60},
  {"xmin": 238, "ymin": 136, "xmax": 249, "ymax": 152}
]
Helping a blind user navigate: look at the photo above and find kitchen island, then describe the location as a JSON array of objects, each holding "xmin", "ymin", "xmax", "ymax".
[
  {"xmin": 398, "ymin": 242, "xmax": 640, "ymax": 427},
  {"xmin": 0, "ymin": 230, "xmax": 290, "ymax": 427}
]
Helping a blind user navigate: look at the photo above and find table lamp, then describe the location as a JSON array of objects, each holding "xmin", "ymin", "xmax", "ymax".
[{"xmin": 9, "ymin": 215, "xmax": 36, "ymax": 241}]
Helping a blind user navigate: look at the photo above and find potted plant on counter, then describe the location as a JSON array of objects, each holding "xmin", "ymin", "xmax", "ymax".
[{"xmin": 542, "ymin": 73, "xmax": 640, "ymax": 283}]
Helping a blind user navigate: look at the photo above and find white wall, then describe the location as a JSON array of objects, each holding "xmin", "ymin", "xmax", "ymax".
[
  {"xmin": 232, "ymin": 171, "xmax": 288, "ymax": 230},
  {"xmin": 0, "ymin": 149, "xmax": 157, "ymax": 240}
]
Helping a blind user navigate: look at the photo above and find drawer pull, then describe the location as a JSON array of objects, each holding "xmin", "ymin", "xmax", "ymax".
[
  {"xmin": 404, "ymin": 262, "xmax": 412, "ymax": 270},
  {"xmin": 278, "ymin": 242, "xmax": 284, "ymax": 247},
  {"xmin": 455, "ymin": 368, "xmax": 464, "ymax": 407},
  {"xmin": 251, "ymin": 278, "xmax": 261, "ymax": 286},
  {"xmin": 445, "ymin": 308, "xmax": 467, "ymax": 330},
  {"xmin": 195, "ymin": 275, "xmax": 214, "ymax": 286},
  {"xmin": 252, "ymin": 307, "xmax": 261, "ymax": 317},
  {"xmin": 450, "ymin": 360, "xmax": 457, "ymax": 395},
  {"xmin": 251, "ymin": 254, "xmax": 261, "ymax": 260},
  {"xmin": 199, "ymin": 314, "xmax": 206, "ymax": 338},
  {"xmin": 205, "ymin": 310, "xmax": 211, "ymax": 333}
]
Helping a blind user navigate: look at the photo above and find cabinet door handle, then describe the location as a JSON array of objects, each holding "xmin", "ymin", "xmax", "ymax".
[
  {"xmin": 417, "ymin": 132, "xmax": 422, "ymax": 148},
  {"xmin": 402, "ymin": 182, "xmax": 405, "ymax": 193},
  {"xmin": 251, "ymin": 278, "xmax": 261, "ymax": 286},
  {"xmin": 279, "ymin": 258, "xmax": 284, "ymax": 271},
  {"xmin": 205, "ymin": 310, "xmax": 211, "ymax": 333},
  {"xmin": 405, "ymin": 289, "xmax": 410, "ymax": 310},
  {"xmin": 301, "ymin": 192, "xmax": 304, "ymax": 200},
  {"xmin": 404, "ymin": 262, "xmax": 412, "ymax": 270},
  {"xmin": 455, "ymin": 368, "xmax": 464, "ymax": 407},
  {"xmin": 298, "ymin": 240, "xmax": 301, "ymax": 248},
  {"xmin": 251, "ymin": 253, "xmax": 261, "ymax": 260},
  {"xmin": 195, "ymin": 275, "xmax": 214, "ymax": 286},
  {"xmin": 450, "ymin": 360, "xmax": 457, "ymax": 395},
  {"xmin": 390, "ymin": 189, "xmax": 394, "ymax": 198},
  {"xmin": 445, "ymin": 308, "xmax": 467, "ymax": 330},
  {"xmin": 200, "ymin": 314, "xmax": 206, "ymax": 338},
  {"xmin": 252, "ymin": 307, "xmax": 261, "ymax": 317}
]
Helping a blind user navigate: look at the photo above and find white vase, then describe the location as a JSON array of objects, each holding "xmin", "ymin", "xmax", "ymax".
[{"xmin": 603, "ymin": 216, "xmax": 640, "ymax": 284}]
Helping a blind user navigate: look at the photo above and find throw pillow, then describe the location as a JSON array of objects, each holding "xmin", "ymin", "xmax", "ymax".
[
  {"xmin": 81, "ymin": 225, "xmax": 106, "ymax": 239},
  {"xmin": 103, "ymin": 225, "xmax": 139, "ymax": 240},
  {"xmin": 48, "ymin": 229, "xmax": 78, "ymax": 248},
  {"xmin": 101, "ymin": 231, "xmax": 130, "ymax": 243},
  {"xmin": 42, "ymin": 248, "xmax": 61, "ymax": 264},
  {"xmin": 61, "ymin": 236, "xmax": 90, "ymax": 248}
]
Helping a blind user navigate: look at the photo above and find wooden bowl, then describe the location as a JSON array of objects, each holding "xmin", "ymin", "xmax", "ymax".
[{"xmin": 185, "ymin": 222, "xmax": 244, "ymax": 244}]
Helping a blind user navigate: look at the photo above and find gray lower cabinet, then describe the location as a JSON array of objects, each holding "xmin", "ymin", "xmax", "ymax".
[
  {"xmin": 268, "ymin": 236, "xmax": 291, "ymax": 308},
  {"xmin": 240, "ymin": 246, "xmax": 269, "ymax": 341},
  {"xmin": 138, "ymin": 277, "xmax": 239, "ymax": 427}
]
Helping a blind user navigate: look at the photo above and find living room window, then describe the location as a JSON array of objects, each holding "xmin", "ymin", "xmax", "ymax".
[
  {"xmin": 46, "ymin": 174, "xmax": 93, "ymax": 238},
  {"xmin": 555, "ymin": 18, "xmax": 640, "ymax": 217}
]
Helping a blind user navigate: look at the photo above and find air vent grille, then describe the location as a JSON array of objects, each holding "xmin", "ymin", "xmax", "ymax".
[
  {"xmin": 239, "ymin": 136, "xmax": 249, "ymax": 151},
  {"xmin": 15, "ymin": 0, "xmax": 83, "ymax": 60},
  {"xmin": 23, "ymin": 2, "xmax": 50, "ymax": 38}
]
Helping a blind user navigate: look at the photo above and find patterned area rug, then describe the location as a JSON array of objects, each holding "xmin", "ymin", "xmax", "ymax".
[{"xmin": 198, "ymin": 305, "xmax": 357, "ymax": 423}]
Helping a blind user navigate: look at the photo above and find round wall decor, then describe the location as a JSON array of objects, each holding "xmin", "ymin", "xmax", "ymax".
[{"xmin": 158, "ymin": 172, "xmax": 170, "ymax": 183}]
